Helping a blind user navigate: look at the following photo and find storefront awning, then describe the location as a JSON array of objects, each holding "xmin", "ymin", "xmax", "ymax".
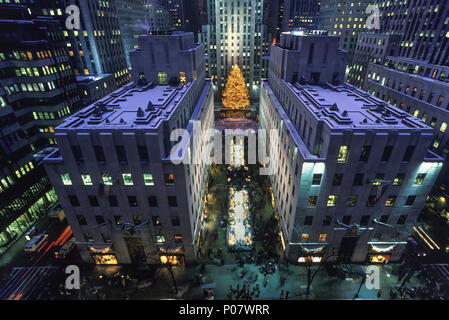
[
  {"xmin": 299, "ymin": 243, "xmax": 327, "ymax": 253},
  {"xmin": 159, "ymin": 246, "xmax": 183, "ymax": 254},
  {"xmin": 89, "ymin": 244, "xmax": 112, "ymax": 253},
  {"xmin": 368, "ymin": 242, "xmax": 406, "ymax": 253}
]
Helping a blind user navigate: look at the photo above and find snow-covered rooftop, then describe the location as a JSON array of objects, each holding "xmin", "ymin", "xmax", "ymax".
[
  {"xmin": 58, "ymin": 80, "xmax": 195, "ymax": 131},
  {"xmin": 285, "ymin": 82, "xmax": 431, "ymax": 131}
]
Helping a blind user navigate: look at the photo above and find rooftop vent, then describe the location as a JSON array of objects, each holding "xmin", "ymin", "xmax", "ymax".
[
  {"xmin": 146, "ymin": 101, "xmax": 155, "ymax": 111},
  {"xmin": 137, "ymin": 107, "xmax": 145, "ymax": 118},
  {"xmin": 330, "ymin": 103, "xmax": 339, "ymax": 111}
]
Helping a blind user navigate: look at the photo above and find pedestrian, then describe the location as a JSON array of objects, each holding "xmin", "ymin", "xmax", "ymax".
[
  {"xmin": 280, "ymin": 290, "xmax": 284, "ymax": 299},
  {"xmin": 285, "ymin": 291, "xmax": 289, "ymax": 300}
]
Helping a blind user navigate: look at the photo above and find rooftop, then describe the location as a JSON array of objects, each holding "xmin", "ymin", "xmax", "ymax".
[
  {"xmin": 284, "ymin": 81, "xmax": 432, "ymax": 131},
  {"xmin": 57, "ymin": 80, "xmax": 196, "ymax": 131}
]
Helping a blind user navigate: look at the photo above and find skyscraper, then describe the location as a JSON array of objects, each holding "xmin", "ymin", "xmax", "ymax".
[
  {"xmin": 44, "ymin": 32, "xmax": 214, "ymax": 265},
  {"xmin": 318, "ymin": 0, "xmax": 371, "ymax": 64},
  {"xmin": 116, "ymin": 0, "xmax": 146, "ymax": 67},
  {"xmin": 282, "ymin": 0, "xmax": 320, "ymax": 32},
  {"xmin": 33, "ymin": 0, "xmax": 131, "ymax": 87},
  {"xmin": 144, "ymin": 0, "xmax": 174, "ymax": 34},
  {"xmin": 201, "ymin": 0, "xmax": 267, "ymax": 98},
  {"xmin": 0, "ymin": 4, "xmax": 80, "ymax": 254}
]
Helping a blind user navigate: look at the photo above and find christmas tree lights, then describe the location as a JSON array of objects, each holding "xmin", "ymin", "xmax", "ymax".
[{"xmin": 222, "ymin": 65, "xmax": 250, "ymax": 109}]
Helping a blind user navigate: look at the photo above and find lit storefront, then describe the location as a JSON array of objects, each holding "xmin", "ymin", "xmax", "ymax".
[
  {"xmin": 89, "ymin": 246, "xmax": 118, "ymax": 265},
  {"xmin": 297, "ymin": 244, "xmax": 326, "ymax": 263},
  {"xmin": 159, "ymin": 247, "xmax": 185, "ymax": 265},
  {"xmin": 366, "ymin": 242, "xmax": 400, "ymax": 263}
]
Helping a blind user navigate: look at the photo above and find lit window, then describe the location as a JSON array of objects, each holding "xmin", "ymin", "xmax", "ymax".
[
  {"xmin": 301, "ymin": 234, "xmax": 309, "ymax": 242},
  {"xmin": 81, "ymin": 174, "xmax": 93, "ymax": 185},
  {"xmin": 144, "ymin": 174, "xmax": 154, "ymax": 186},
  {"xmin": 156, "ymin": 235, "xmax": 165, "ymax": 243},
  {"xmin": 164, "ymin": 173, "xmax": 175, "ymax": 186},
  {"xmin": 307, "ymin": 196, "xmax": 317, "ymax": 207},
  {"xmin": 385, "ymin": 195, "xmax": 396, "ymax": 207},
  {"xmin": 158, "ymin": 72, "xmax": 167, "ymax": 85},
  {"xmin": 319, "ymin": 234, "xmax": 327, "ymax": 242},
  {"xmin": 440, "ymin": 122, "xmax": 447, "ymax": 133},
  {"xmin": 414, "ymin": 173, "xmax": 426, "ymax": 185},
  {"xmin": 393, "ymin": 174, "xmax": 405, "ymax": 186},
  {"xmin": 61, "ymin": 173, "xmax": 72, "ymax": 185},
  {"xmin": 327, "ymin": 195, "xmax": 337, "ymax": 207},
  {"xmin": 102, "ymin": 173, "xmax": 113, "ymax": 185},
  {"xmin": 337, "ymin": 146, "xmax": 349, "ymax": 163},
  {"xmin": 122, "ymin": 173, "xmax": 133, "ymax": 185}
]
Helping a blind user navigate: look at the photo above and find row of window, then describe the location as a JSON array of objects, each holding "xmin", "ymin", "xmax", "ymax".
[
  {"xmin": 311, "ymin": 172, "xmax": 427, "ymax": 187},
  {"xmin": 307, "ymin": 194, "xmax": 417, "ymax": 208},
  {"xmin": 337, "ymin": 144, "xmax": 416, "ymax": 163},
  {"xmin": 61, "ymin": 172, "xmax": 174, "ymax": 186},
  {"xmin": 68, "ymin": 194, "xmax": 178, "ymax": 208},
  {"xmin": 302, "ymin": 213, "xmax": 407, "ymax": 227},
  {"xmin": 81, "ymin": 232, "xmax": 182, "ymax": 245},
  {"xmin": 77, "ymin": 213, "xmax": 181, "ymax": 228},
  {"xmin": 71, "ymin": 144, "xmax": 150, "ymax": 163}
]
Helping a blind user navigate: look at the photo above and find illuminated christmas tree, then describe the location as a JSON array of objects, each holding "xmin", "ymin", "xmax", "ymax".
[{"xmin": 222, "ymin": 65, "xmax": 250, "ymax": 110}]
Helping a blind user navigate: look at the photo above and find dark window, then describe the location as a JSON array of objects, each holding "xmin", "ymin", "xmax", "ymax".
[
  {"xmin": 148, "ymin": 196, "xmax": 158, "ymax": 207},
  {"xmin": 128, "ymin": 196, "xmax": 138, "ymax": 207},
  {"xmin": 115, "ymin": 145, "xmax": 127, "ymax": 163},
  {"xmin": 95, "ymin": 215, "xmax": 105, "ymax": 224},
  {"xmin": 360, "ymin": 215, "xmax": 370, "ymax": 226},
  {"xmin": 71, "ymin": 145, "xmax": 84, "ymax": 162},
  {"xmin": 402, "ymin": 146, "xmax": 415, "ymax": 162},
  {"xmin": 168, "ymin": 196, "xmax": 178, "ymax": 207},
  {"xmin": 381, "ymin": 145, "xmax": 393, "ymax": 161},
  {"xmin": 152, "ymin": 216, "xmax": 161, "ymax": 226},
  {"xmin": 397, "ymin": 215, "xmax": 407, "ymax": 224},
  {"xmin": 69, "ymin": 195, "xmax": 80, "ymax": 207},
  {"xmin": 360, "ymin": 145, "xmax": 371, "ymax": 162},
  {"xmin": 333, "ymin": 173, "xmax": 343, "ymax": 186},
  {"xmin": 367, "ymin": 196, "xmax": 377, "ymax": 207},
  {"xmin": 312, "ymin": 174, "xmax": 322, "ymax": 185},
  {"xmin": 108, "ymin": 195, "xmax": 118, "ymax": 207},
  {"xmin": 171, "ymin": 215, "xmax": 180, "ymax": 226},
  {"xmin": 76, "ymin": 215, "xmax": 87, "ymax": 225},
  {"xmin": 353, "ymin": 173, "xmax": 364, "ymax": 186},
  {"xmin": 133, "ymin": 215, "xmax": 142, "ymax": 225},
  {"xmin": 94, "ymin": 145, "xmax": 105, "ymax": 162},
  {"xmin": 304, "ymin": 216, "xmax": 313, "ymax": 225},
  {"xmin": 380, "ymin": 215, "xmax": 389, "ymax": 223},
  {"xmin": 88, "ymin": 195, "xmax": 99, "ymax": 207},
  {"xmin": 164, "ymin": 173, "xmax": 175, "ymax": 186},
  {"xmin": 114, "ymin": 215, "xmax": 123, "ymax": 225},
  {"xmin": 322, "ymin": 216, "xmax": 332, "ymax": 226},
  {"xmin": 138, "ymin": 145, "xmax": 149, "ymax": 162},
  {"xmin": 341, "ymin": 215, "xmax": 351, "ymax": 225},
  {"xmin": 405, "ymin": 196, "xmax": 416, "ymax": 206}
]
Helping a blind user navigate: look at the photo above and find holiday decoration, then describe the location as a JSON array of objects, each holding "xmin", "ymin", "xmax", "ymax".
[{"xmin": 222, "ymin": 65, "xmax": 250, "ymax": 109}]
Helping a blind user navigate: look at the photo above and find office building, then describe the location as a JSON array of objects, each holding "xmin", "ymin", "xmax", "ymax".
[
  {"xmin": 0, "ymin": 4, "xmax": 80, "ymax": 254},
  {"xmin": 34, "ymin": 0, "xmax": 131, "ymax": 87},
  {"xmin": 282, "ymin": 0, "xmax": 320, "ymax": 32},
  {"xmin": 77, "ymin": 74, "xmax": 117, "ymax": 106},
  {"xmin": 44, "ymin": 32, "xmax": 214, "ymax": 265},
  {"xmin": 318, "ymin": 0, "xmax": 371, "ymax": 64},
  {"xmin": 201, "ymin": 0, "xmax": 267, "ymax": 98},
  {"xmin": 116, "ymin": 0, "xmax": 146, "ymax": 67},
  {"xmin": 260, "ymin": 32, "xmax": 443, "ymax": 263}
]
